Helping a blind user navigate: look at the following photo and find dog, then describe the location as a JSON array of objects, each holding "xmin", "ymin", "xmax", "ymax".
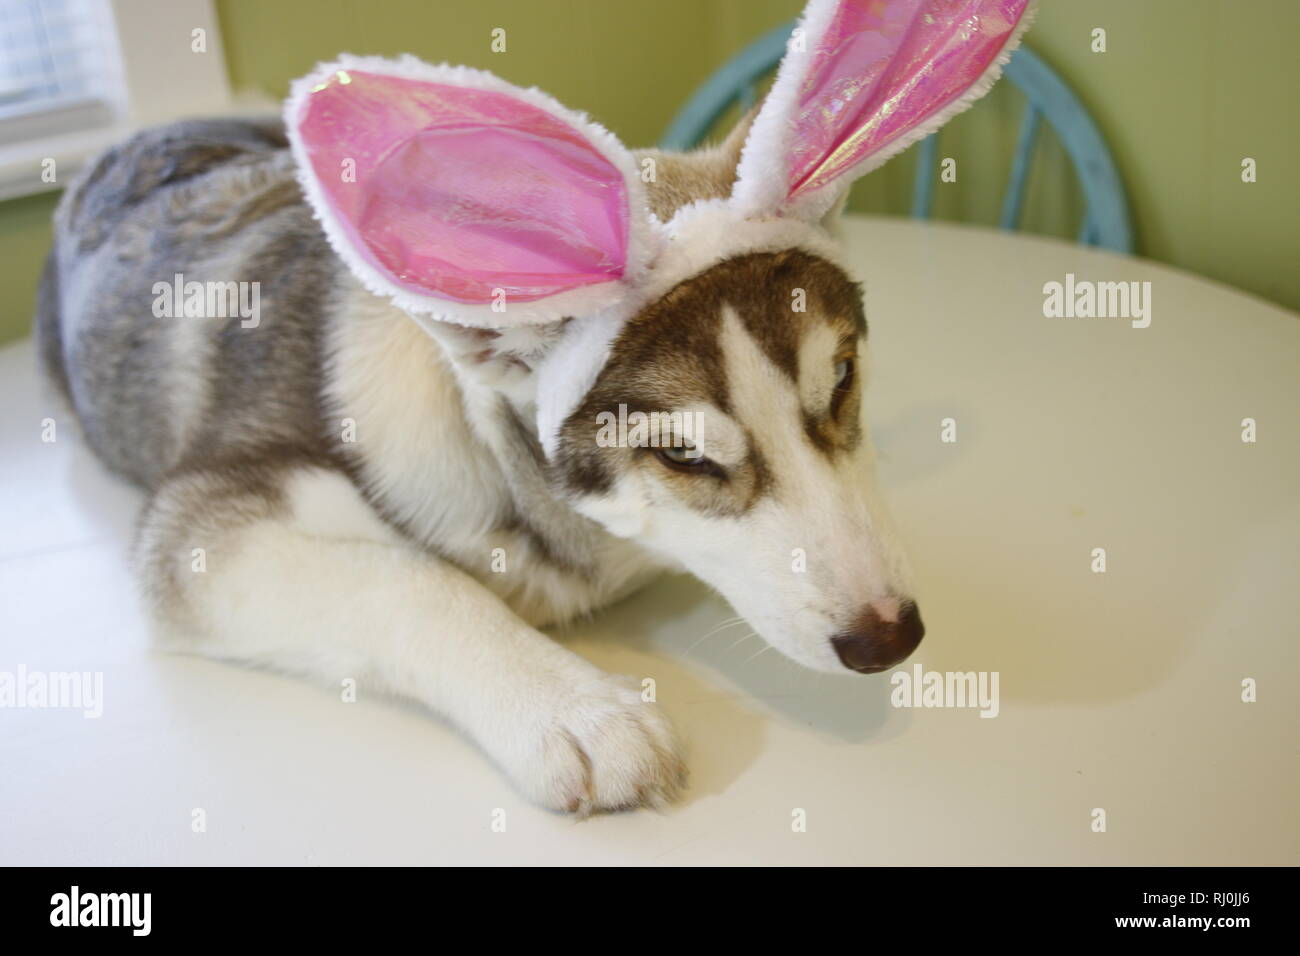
[{"xmin": 35, "ymin": 0, "xmax": 1031, "ymax": 813}]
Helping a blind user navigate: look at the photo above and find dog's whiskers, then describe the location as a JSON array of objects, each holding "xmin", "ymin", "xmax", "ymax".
[
  {"xmin": 726, "ymin": 631, "xmax": 759, "ymax": 652},
  {"xmin": 685, "ymin": 616, "xmax": 746, "ymax": 653}
]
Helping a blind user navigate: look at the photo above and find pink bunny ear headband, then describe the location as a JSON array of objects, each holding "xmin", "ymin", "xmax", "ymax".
[{"xmin": 285, "ymin": 0, "xmax": 1034, "ymax": 454}]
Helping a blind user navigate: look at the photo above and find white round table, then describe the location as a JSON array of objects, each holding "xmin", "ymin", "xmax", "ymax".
[{"xmin": 1, "ymin": 215, "xmax": 1295, "ymax": 865}]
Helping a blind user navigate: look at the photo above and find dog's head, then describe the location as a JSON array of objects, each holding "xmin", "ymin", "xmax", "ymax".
[
  {"xmin": 551, "ymin": 245, "xmax": 921, "ymax": 672},
  {"xmin": 285, "ymin": 0, "xmax": 1033, "ymax": 672}
]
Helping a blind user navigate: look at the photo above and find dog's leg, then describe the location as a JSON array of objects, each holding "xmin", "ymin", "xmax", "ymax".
[{"xmin": 138, "ymin": 460, "xmax": 684, "ymax": 813}]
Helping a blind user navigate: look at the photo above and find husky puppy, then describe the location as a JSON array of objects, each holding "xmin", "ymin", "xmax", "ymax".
[{"xmin": 35, "ymin": 1, "xmax": 1030, "ymax": 813}]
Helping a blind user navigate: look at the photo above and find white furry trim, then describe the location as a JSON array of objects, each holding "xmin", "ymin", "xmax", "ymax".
[
  {"xmin": 730, "ymin": 0, "xmax": 842, "ymax": 218},
  {"xmin": 535, "ymin": 306, "xmax": 630, "ymax": 459},
  {"xmin": 284, "ymin": 53, "xmax": 659, "ymax": 328},
  {"xmin": 646, "ymin": 199, "xmax": 845, "ymax": 301},
  {"xmin": 731, "ymin": 0, "xmax": 1037, "ymax": 222}
]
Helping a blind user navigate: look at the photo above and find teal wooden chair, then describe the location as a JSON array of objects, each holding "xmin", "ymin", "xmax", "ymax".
[{"xmin": 660, "ymin": 23, "xmax": 1133, "ymax": 254}]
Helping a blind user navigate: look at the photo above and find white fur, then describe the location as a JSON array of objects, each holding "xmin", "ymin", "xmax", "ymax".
[
  {"xmin": 575, "ymin": 307, "xmax": 915, "ymax": 672},
  {"xmin": 169, "ymin": 467, "xmax": 682, "ymax": 813},
  {"xmin": 323, "ymin": 280, "xmax": 666, "ymax": 628}
]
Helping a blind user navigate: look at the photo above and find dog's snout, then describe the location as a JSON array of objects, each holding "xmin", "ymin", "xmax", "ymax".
[{"xmin": 831, "ymin": 601, "xmax": 925, "ymax": 674}]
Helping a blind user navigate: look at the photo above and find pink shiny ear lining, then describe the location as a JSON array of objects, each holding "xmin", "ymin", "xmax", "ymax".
[
  {"xmin": 297, "ymin": 69, "xmax": 630, "ymax": 305},
  {"xmin": 786, "ymin": 0, "xmax": 1029, "ymax": 203}
]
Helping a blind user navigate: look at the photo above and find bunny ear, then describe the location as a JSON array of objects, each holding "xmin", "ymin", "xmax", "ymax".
[
  {"xmin": 732, "ymin": 0, "xmax": 1035, "ymax": 220},
  {"xmin": 285, "ymin": 55, "xmax": 654, "ymax": 327}
]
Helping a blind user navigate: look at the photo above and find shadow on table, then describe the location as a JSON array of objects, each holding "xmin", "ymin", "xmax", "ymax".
[
  {"xmin": 564, "ymin": 573, "xmax": 912, "ymax": 753},
  {"xmin": 60, "ymin": 421, "xmax": 145, "ymax": 544},
  {"xmin": 874, "ymin": 400, "xmax": 976, "ymax": 487}
]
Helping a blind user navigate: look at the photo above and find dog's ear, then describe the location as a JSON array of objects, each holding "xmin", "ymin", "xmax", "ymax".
[
  {"xmin": 630, "ymin": 104, "xmax": 760, "ymax": 224},
  {"xmin": 285, "ymin": 55, "xmax": 654, "ymax": 331},
  {"xmin": 719, "ymin": 102, "xmax": 759, "ymax": 168},
  {"xmin": 732, "ymin": 0, "xmax": 1035, "ymax": 221}
]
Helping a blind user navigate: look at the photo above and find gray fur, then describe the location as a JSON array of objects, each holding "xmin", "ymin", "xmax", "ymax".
[{"xmin": 44, "ymin": 119, "xmax": 336, "ymax": 487}]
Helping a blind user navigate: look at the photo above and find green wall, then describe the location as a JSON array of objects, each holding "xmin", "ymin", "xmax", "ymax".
[
  {"xmin": 1, "ymin": 0, "xmax": 1295, "ymax": 344},
  {"xmin": 0, "ymin": 191, "xmax": 57, "ymax": 343}
]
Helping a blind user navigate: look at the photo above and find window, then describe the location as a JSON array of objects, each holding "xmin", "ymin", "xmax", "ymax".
[
  {"xmin": 0, "ymin": 0, "xmax": 126, "ymax": 144},
  {"xmin": 0, "ymin": 0, "xmax": 243, "ymax": 201}
]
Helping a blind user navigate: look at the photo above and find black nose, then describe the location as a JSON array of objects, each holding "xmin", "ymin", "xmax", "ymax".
[{"xmin": 831, "ymin": 602, "xmax": 925, "ymax": 673}]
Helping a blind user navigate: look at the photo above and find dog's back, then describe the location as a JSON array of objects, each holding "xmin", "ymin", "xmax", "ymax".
[
  {"xmin": 38, "ymin": 118, "xmax": 341, "ymax": 488},
  {"xmin": 35, "ymin": 115, "xmax": 749, "ymax": 628}
]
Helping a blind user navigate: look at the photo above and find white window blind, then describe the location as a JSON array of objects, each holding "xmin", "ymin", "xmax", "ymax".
[
  {"xmin": 0, "ymin": 0, "xmax": 124, "ymax": 143},
  {"xmin": 0, "ymin": 0, "xmax": 244, "ymax": 201}
]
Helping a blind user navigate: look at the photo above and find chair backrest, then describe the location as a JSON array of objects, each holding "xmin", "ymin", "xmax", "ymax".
[{"xmin": 659, "ymin": 23, "xmax": 1133, "ymax": 254}]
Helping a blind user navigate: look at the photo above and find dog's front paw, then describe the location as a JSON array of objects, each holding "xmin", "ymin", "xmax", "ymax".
[{"xmin": 503, "ymin": 673, "xmax": 686, "ymax": 815}]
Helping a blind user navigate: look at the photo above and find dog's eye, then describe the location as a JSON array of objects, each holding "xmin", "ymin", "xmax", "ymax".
[
  {"xmin": 834, "ymin": 357, "xmax": 855, "ymax": 390},
  {"xmin": 653, "ymin": 444, "xmax": 718, "ymax": 475},
  {"xmin": 657, "ymin": 444, "xmax": 703, "ymax": 465},
  {"xmin": 830, "ymin": 355, "xmax": 857, "ymax": 418}
]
